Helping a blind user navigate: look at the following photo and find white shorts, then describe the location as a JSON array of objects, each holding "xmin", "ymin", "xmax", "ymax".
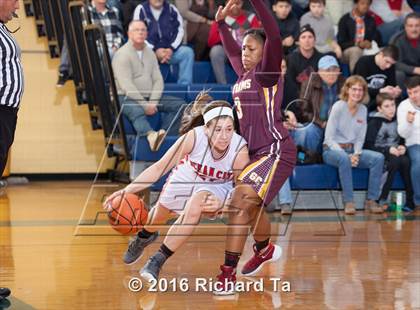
[{"xmin": 158, "ymin": 181, "xmax": 233, "ymax": 214}]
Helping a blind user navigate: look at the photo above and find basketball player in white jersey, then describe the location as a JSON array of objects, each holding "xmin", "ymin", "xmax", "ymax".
[{"xmin": 104, "ymin": 92, "xmax": 249, "ymax": 281}]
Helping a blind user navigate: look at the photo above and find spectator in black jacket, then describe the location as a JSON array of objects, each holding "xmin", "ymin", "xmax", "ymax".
[
  {"xmin": 354, "ymin": 45, "xmax": 402, "ymax": 112},
  {"xmin": 272, "ymin": 0, "xmax": 300, "ymax": 55},
  {"xmin": 337, "ymin": 0, "xmax": 380, "ymax": 73},
  {"xmin": 285, "ymin": 24, "xmax": 324, "ymax": 102},
  {"xmin": 364, "ymin": 93, "xmax": 414, "ymax": 211}
]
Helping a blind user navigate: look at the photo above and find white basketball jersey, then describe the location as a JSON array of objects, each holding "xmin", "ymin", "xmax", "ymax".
[
  {"xmin": 172, "ymin": 126, "xmax": 246, "ymax": 183},
  {"xmin": 158, "ymin": 126, "xmax": 247, "ymax": 214}
]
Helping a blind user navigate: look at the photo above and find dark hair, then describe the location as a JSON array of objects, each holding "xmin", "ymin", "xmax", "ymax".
[
  {"xmin": 405, "ymin": 12, "xmax": 420, "ymax": 24},
  {"xmin": 405, "ymin": 76, "xmax": 420, "ymax": 90},
  {"xmin": 380, "ymin": 45, "xmax": 399, "ymax": 61},
  {"xmin": 376, "ymin": 93, "xmax": 394, "ymax": 108},
  {"xmin": 273, "ymin": 0, "xmax": 292, "ymax": 4},
  {"xmin": 179, "ymin": 91, "xmax": 233, "ymax": 135},
  {"xmin": 309, "ymin": 0, "xmax": 326, "ymax": 5},
  {"xmin": 243, "ymin": 28, "xmax": 266, "ymax": 45}
]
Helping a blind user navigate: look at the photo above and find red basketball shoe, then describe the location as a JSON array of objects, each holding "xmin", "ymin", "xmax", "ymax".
[
  {"xmin": 241, "ymin": 243, "xmax": 282, "ymax": 276},
  {"xmin": 213, "ymin": 265, "xmax": 236, "ymax": 296}
]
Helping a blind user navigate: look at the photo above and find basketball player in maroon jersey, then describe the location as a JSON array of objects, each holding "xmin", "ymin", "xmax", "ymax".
[{"xmin": 213, "ymin": 0, "xmax": 296, "ymax": 295}]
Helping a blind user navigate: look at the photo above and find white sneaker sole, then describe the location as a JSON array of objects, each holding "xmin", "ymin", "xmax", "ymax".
[
  {"xmin": 140, "ymin": 270, "xmax": 156, "ymax": 284},
  {"xmin": 241, "ymin": 244, "xmax": 283, "ymax": 276}
]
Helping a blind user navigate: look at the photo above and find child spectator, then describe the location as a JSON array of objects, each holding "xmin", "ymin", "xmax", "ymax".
[
  {"xmin": 300, "ymin": 0, "xmax": 342, "ymax": 58},
  {"xmin": 272, "ymin": 0, "xmax": 300, "ymax": 55},
  {"xmin": 364, "ymin": 93, "xmax": 415, "ymax": 211},
  {"xmin": 337, "ymin": 0, "xmax": 380, "ymax": 73}
]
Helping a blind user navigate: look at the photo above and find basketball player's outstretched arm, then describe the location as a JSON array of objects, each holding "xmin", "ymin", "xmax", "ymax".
[
  {"xmin": 250, "ymin": 0, "xmax": 282, "ymax": 87},
  {"xmin": 215, "ymin": 0, "xmax": 243, "ymax": 76},
  {"xmin": 104, "ymin": 131, "xmax": 195, "ymax": 206}
]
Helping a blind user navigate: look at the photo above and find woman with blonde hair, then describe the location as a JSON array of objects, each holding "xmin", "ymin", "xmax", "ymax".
[{"xmin": 322, "ymin": 75, "xmax": 385, "ymax": 215}]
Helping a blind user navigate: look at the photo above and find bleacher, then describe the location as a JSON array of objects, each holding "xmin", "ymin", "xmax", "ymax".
[{"xmin": 26, "ymin": 0, "xmax": 405, "ymax": 209}]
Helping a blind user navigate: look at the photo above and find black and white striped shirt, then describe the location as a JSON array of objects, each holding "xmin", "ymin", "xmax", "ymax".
[{"xmin": 0, "ymin": 23, "xmax": 24, "ymax": 108}]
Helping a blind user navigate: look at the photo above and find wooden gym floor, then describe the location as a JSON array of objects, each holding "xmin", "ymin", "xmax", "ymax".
[{"xmin": 0, "ymin": 181, "xmax": 419, "ymax": 309}]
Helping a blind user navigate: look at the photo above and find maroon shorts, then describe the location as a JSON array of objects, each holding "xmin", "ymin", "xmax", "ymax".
[{"xmin": 238, "ymin": 137, "xmax": 296, "ymax": 206}]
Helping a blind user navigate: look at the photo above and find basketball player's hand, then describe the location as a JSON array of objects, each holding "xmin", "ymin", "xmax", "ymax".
[
  {"xmin": 201, "ymin": 194, "xmax": 223, "ymax": 213},
  {"xmin": 103, "ymin": 189, "xmax": 125, "ymax": 210},
  {"xmin": 215, "ymin": 0, "xmax": 239, "ymax": 22}
]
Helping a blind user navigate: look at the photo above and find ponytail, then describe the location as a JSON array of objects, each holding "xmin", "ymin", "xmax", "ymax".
[{"xmin": 179, "ymin": 90, "xmax": 213, "ymax": 135}]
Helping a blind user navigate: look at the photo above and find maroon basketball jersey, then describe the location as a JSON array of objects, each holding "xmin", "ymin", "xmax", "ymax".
[{"xmin": 232, "ymin": 71, "xmax": 289, "ymax": 158}]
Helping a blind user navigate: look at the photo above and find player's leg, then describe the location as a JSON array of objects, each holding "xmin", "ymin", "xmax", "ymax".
[
  {"xmin": 214, "ymin": 183, "xmax": 262, "ymax": 295},
  {"xmin": 139, "ymin": 191, "xmax": 213, "ymax": 281},
  {"xmin": 123, "ymin": 203, "xmax": 176, "ymax": 265},
  {"xmin": 240, "ymin": 155, "xmax": 295, "ymax": 276}
]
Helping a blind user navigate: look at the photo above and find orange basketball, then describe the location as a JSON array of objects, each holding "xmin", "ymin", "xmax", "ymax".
[{"xmin": 107, "ymin": 193, "xmax": 148, "ymax": 235}]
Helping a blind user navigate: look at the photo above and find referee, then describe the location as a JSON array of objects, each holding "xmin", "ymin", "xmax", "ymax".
[{"xmin": 0, "ymin": 0, "xmax": 23, "ymax": 302}]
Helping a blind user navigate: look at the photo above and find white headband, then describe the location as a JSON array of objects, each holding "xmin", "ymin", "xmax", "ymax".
[{"xmin": 203, "ymin": 107, "xmax": 234, "ymax": 124}]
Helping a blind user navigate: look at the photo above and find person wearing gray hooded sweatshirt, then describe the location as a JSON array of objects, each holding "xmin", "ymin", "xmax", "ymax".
[{"xmin": 364, "ymin": 93, "xmax": 415, "ymax": 211}]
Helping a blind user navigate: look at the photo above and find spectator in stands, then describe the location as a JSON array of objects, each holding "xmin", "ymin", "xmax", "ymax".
[
  {"xmin": 287, "ymin": 55, "xmax": 345, "ymax": 153},
  {"xmin": 337, "ymin": 0, "xmax": 380, "ymax": 73},
  {"xmin": 397, "ymin": 76, "xmax": 420, "ymax": 208},
  {"xmin": 112, "ymin": 21, "xmax": 185, "ymax": 151},
  {"xmin": 325, "ymin": 0, "xmax": 352, "ymax": 25},
  {"xmin": 275, "ymin": 55, "xmax": 344, "ymax": 215},
  {"xmin": 90, "ymin": 0, "xmax": 125, "ymax": 55},
  {"xmin": 176, "ymin": 0, "xmax": 214, "ymax": 61},
  {"xmin": 272, "ymin": 0, "xmax": 300, "ymax": 55},
  {"xmin": 364, "ymin": 93, "xmax": 415, "ymax": 211},
  {"xmin": 390, "ymin": 13, "xmax": 420, "ymax": 91},
  {"xmin": 57, "ymin": 0, "xmax": 124, "ymax": 87},
  {"xmin": 108, "ymin": 0, "xmax": 123, "ymax": 11},
  {"xmin": 292, "ymin": 0, "xmax": 309, "ymax": 18},
  {"xmin": 120, "ymin": 0, "xmax": 141, "ymax": 33},
  {"xmin": 285, "ymin": 24, "xmax": 324, "ymax": 102},
  {"xmin": 300, "ymin": 0, "xmax": 342, "ymax": 58},
  {"xmin": 322, "ymin": 75, "xmax": 385, "ymax": 215},
  {"xmin": 370, "ymin": 0, "xmax": 413, "ymax": 45},
  {"xmin": 207, "ymin": 0, "xmax": 260, "ymax": 84},
  {"xmin": 354, "ymin": 45, "xmax": 402, "ymax": 112},
  {"xmin": 133, "ymin": 0, "xmax": 194, "ymax": 85}
]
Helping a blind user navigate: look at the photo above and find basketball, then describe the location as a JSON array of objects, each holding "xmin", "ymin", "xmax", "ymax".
[{"xmin": 107, "ymin": 193, "xmax": 148, "ymax": 235}]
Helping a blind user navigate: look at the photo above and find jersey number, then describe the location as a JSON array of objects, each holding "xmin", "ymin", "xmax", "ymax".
[
  {"xmin": 249, "ymin": 172, "xmax": 263, "ymax": 185},
  {"xmin": 234, "ymin": 97, "xmax": 243, "ymax": 120}
]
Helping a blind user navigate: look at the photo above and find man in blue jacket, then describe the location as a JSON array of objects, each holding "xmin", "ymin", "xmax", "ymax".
[{"xmin": 133, "ymin": 0, "xmax": 194, "ymax": 84}]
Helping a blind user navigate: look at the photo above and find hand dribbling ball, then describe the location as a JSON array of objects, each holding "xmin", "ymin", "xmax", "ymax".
[{"xmin": 107, "ymin": 193, "xmax": 148, "ymax": 235}]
